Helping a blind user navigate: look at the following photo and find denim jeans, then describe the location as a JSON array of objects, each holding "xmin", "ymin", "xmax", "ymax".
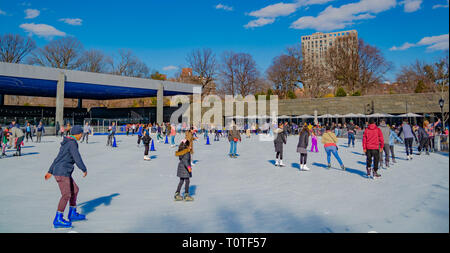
[
  {"xmin": 325, "ymin": 146, "xmax": 343, "ymax": 166},
  {"xmin": 229, "ymin": 141, "xmax": 237, "ymax": 155},
  {"xmin": 348, "ymin": 133, "xmax": 355, "ymax": 147},
  {"xmin": 171, "ymin": 135, "xmax": 175, "ymax": 145}
]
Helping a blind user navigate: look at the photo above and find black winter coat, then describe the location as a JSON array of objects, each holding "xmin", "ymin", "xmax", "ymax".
[
  {"xmin": 274, "ymin": 129, "xmax": 287, "ymax": 153},
  {"xmin": 142, "ymin": 135, "xmax": 152, "ymax": 145},
  {"xmin": 175, "ymin": 148, "xmax": 191, "ymax": 178},
  {"xmin": 297, "ymin": 130, "xmax": 309, "ymax": 153}
]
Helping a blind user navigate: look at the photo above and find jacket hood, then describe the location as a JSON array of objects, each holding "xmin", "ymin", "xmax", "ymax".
[
  {"xmin": 61, "ymin": 136, "xmax": 77, "ymax": 146},
  {"xmin": 175, "ymin": 148, "xmax": 190, "ymax": 157},
  {"xmin": 368, "ymin": 123, "xmax": 378, "ymax": 130}
]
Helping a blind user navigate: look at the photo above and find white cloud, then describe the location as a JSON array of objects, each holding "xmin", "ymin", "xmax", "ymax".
[
  {"xmin": 244, "ymin": 17, "xmax": 276, "ymax": 28},
  {"xmin": 0, "ymin": 9, "xmax": 7, "ymax": 15},
  {"xmin": 20, "ymin": 23, "xmax": 66, "ymax": 38},
  {"xmin": 244, "ymin": 0, "xmax": 334, "ymax": 28},
  {"xmin": 162, "ymin": 65, "xmax": 179, "ymax": 71},
  {"xmin": 433, "ymin": 0, "xmax": 449, "ymax": 9},
  {"xmin": 290, "ymin": 0, "xmax": 396, "ymax": 31},
  {"xmin": 417, "ymin": 34, "xmax": 449, "ymax": 51},
  {"xmin": 399, "ymin": 0, "xmax": 422, "ymax": 13},
  {"xmin": 215, "ymin": 4, "xmax": 233, "ymax": 11},
  {"xmin": 59, "ymin": 18, "xmax": 83, "ymax": 26},
  {"xmin": 24, "ymin": 9, "xmax": 40, "ymax": 19},
  {"xmin": 389, "ymin": 42, "xmax": 416, "ymax": 51},
  {"xmin": 390, "ymin": 34, "xmax": 449, "ymax": 52},
  {"xmin": 248, "ymin": 2, "xmax": 298, "ymax": 18}
]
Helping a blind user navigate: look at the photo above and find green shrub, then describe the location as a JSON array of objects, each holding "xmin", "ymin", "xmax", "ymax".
[
  {"xmin": 287, "ymin": 90, "xmax": 297, "ymax": 99},
  {"xmin": 352, "ymin": 90, "xmax": 361, "ymax": 96},
  {"xmin": 335, "ymin": 87, "xmax": 347, "ymax": 97}
]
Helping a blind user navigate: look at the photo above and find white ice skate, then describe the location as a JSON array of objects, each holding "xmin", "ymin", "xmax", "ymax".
[
  {"xmin": 279, "ymin": 160, "xmax": 285, "ymax": 167},
  {"xmin": 275, "ymin": 159, "xmax": 279, "ymax": 166},
  {"xmin": 144, "ymin": 156, "xmax": 151, "ymax": 161},
  {"xmin": 302, "ymin": 165, "xmax": 310, "ymax": 171}
]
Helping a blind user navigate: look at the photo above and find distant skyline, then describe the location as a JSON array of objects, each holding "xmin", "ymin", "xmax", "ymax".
[{"xmin": 0, "ymin": 0, "xmax": 449, "ymax": 82}]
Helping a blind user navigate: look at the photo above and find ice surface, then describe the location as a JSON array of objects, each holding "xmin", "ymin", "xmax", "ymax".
[{"xmin": 0, "ymin": 134, "xmax": 448, "ymax": 233}]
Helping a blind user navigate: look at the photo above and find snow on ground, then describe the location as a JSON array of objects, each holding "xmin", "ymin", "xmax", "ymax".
[{"xmin": 0, "ymin": 133, "xmax": 448, "ymax": 233}]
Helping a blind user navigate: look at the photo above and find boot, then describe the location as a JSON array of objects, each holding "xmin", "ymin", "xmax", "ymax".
[
  {"xmin": 184, "ymin": 193, "xmax": 194, "ymax": 201},
  {"xmin": 53, "ymin": 211, "xmax": 72, "ymax": 228},
  {"xmin": 385, "ymin": 161, "xmax": 390, "ymax": 168},
  {"xmin": 373, "ymin": 170, "xmax": 381, "ymax": 178},
  {"xmin": 302, "ymin": 164, "xmax": 310, "ymax": 171},
  {"xmin": 275, "ymin": 159, "xmax": 279, "ymax": 166},
  {"xmin": 279, "ymin": 160, "xmax": 285, "ymax": 167},
  {"xmin": 144, "ymin": 156, "xmax": 151, "ymax": 160},
  {"xmin": 68, "ymin": 206, "xmax": 86, "ymax": 221},
  {"xmin": 174, "ymin": 192, "xmax": 183, "ymax": 201},
  {"xmin": 366, "ymin": 167, "xmax": 372, "ymax": 178}
]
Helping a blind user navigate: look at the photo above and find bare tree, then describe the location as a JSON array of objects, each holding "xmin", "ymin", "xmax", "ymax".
[
  {"xmin": 396, "ymin": 60, "xmax": 437, "ymax": 93},
  {"xmin": 77, "ymin": 49, "xmax": 109, "ymax": 73},
  {"xmin": 219, "ymin": 51, "xmax": 237, "ymax": 96},
  {"xmin": 266, "ymin": 54, "xmax": 301, "ymax": 98},
  {"xmin": 28, "ymin": 37, "xmax": 83, "ymax": 69},
  {"xmin": 186, "ymin": 48, "xmax": 217, "ymax": 95},
  {"xmin": 301, "ymin": 61, "xmax": 331, "ymax": 98},
  {"xmin": 325, "ymin": 34, "xmax": 359, "ymax": 94},
  {"xmin": 218, "ymin": 51, "xmax": 260, "ymax": 97},
  {"xmin": 358, "ymin": 39, "xmax": 392, "ymax": 95},
  {"xmin": 234, "ymin": 53, "xmax": 260, "ymax": 97},
  {"xmin": 0, "ymin": 33, "xmax": 36, "ymax": 63},
  {"xmin": 108, "ymin": 49, "xmax": 150, "ymax": 78}
]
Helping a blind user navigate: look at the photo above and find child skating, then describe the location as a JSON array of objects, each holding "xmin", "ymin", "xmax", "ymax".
[
  {"xmin": 273, "ymin": 123, "xmax": 287, "ymax": 166},
  {"xmin": 143, "ymin": 131, "xmax": 152, "ymax": 160},
  {"xmin": 310, "ymin": 130, "xmax": 319, "ymax": 153},
  {"xmin": 44, "ymin": 125, "xmax": 88, "ymax": 229},
  {"xmin": 297, "ymin": 124, "xmax": 310, "ymax": 171},
  {"xmin": 174, "ymin": 139, "xmax": 193, "ymax": 201}
]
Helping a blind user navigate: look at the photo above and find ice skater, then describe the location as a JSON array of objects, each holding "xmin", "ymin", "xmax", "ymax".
[
  {"xmin": 174, "ymin": 139, "xmax": 193, "ymax": 201},
  {"xmin": 228, "ymin": 124, "xmax": 241, "ymax": 158},
  {"xmin": 142, "ymin": 130, "xmax": 152, "ymax": 160},
  {"xmin": 0, "ymin": 125, "xmax": 6, "ymax": 158},
  {"xmin": 297, "ymin": 124, "xmax": 310, "ymax": 171},
  {"xmin": 321, "ymin": 125, "xmax": 345, "ymax": 170},
  {"xmin": 363, "ymin": 119, "xmax": 384, "ymax": 179},
  {"xmin": 389, "ymin": 125, "xmax": 403, "ymax": 164},
  {"xmin": 44, "ymin": 125, "xmax": 88, "ymax": 229},
  {"xmin": 10, "ymin": 124, "xmax": 24, "ymax": 157},
  {"xmin": 310, "ymin": 130, "xmax": 319, "ymax": 153},
  {"xmin": 273, "ymin": 123, "xmax": 287, "ymax": 167},
  {"xmin": 397, "ymin": 118, "xmax": 418, "ymax": 160},
  {"xmin": 36, "ymin": 121, "xmax": 45, "ymax": 143}
]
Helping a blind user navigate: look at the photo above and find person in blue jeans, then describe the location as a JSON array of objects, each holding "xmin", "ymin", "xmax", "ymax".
[
  {"xmin": 227, "ymin": 125, "xmax": 241, "ymax": 158},
  {"xmin": 347, "ymin": 121, "xmax": 356, "ymax": 148},
  {"xmin": 321, "ymin": 125, "xmax": 345, "ymax": 170}
]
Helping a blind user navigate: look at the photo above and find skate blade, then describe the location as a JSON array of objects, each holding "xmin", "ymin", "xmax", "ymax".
[{"xmin": 52, "ymin": 226, "xmax": 73, "ymax": 231}]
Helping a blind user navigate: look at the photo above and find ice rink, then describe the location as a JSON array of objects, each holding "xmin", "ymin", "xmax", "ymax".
[{"xmin": 0, "ymin": 133, "xmax": 448, "ymax": 233}]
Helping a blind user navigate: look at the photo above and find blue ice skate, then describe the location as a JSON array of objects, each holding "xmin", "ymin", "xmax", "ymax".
[
  {"xmin": 53, "ymin": 211, "xmax": 72, "ymax": 228},
  {"xmin": 68, "ymin": 206, "xmax": 86, "ymax": 221}
]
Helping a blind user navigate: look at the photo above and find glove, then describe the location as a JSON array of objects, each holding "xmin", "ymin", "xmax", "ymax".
[
  {"xmin": 187, "ymin": 166, "xmax": 192, "ymax": 173},
  {"xmin": 44, "ymin": 173, "xmax": 52, "ymax": 180}
]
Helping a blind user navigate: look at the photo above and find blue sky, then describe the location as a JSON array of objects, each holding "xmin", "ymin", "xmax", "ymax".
[{"xmin": 0, "ymin": 0, "xmax": 449, "ymax": 82}]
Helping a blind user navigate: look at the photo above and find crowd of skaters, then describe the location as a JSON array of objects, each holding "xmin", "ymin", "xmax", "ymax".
[{"xmin": 0, "ymin": 116, "xmax": 448, "ymax": 229}]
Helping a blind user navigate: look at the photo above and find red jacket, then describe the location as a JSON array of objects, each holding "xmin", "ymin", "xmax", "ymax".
[{"xmin": 363, "ymin": 124, "xmax": 384, "ymax": 150}]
